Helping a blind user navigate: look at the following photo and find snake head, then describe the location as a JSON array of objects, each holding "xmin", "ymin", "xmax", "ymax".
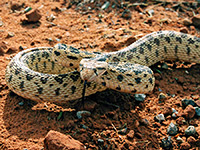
[{"xmin": 79, "ymin": 58, "xmax": 108, "ymax": 82}]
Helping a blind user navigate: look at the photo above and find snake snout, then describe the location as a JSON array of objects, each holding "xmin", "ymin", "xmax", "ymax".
[{"xmin": 79, "ymin": 59, "xmax": 108, "ymax": 82}]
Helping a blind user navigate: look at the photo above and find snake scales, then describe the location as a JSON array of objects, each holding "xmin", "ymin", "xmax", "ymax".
[{"xmin": 5, "ymin": 31, "xmax": 200, "ymax": 103}]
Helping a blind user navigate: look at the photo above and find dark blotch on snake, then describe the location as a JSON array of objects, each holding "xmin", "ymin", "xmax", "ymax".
[
  {"xmin": 135, "ymin": 77, "xmax": 141, "ymax": 84},
  {"xmin": 55, "ymin": 88, "xmax": 60, "ymax": 95},
  {"xmin": 69, "ymin": 46, "xmax": 80, "ymax": 54},
  {"xmin": 15, "ymin": 68, "xmax": 21, "ymax": 75},
  {"xmin": 64, "ymin": 95, "xmax": 68, "ymax": 98},
  {"xmin": 70, "ymin": 74, "xmax": 79, "ymax": 82},
  {"xmin": 155, "ymin": 50, "xmax": 159, "ymax": 57},
  {"xmin": 187, "ymin": 38, "xmax": 195, "ymax": 44},
  {"xmin": 187, "ymin": 47, "xmax": 191, "ymax": 55},
  {"xmin": 176, "ymin": 37, "xmax": 182, "ymax": 44},
  {"xmin": 126, "ymin": 74, "xmax": 132, "ymax": 76},
  {"xmin": 164, "ymin": 46, "xmax": 167, "ymax": 53},
  {"xmin": 127, "ymin": 54, "xmax": 133, "ymax": 60},
  {"xmin": 116, "ymin": 86, "xmax": 121, "ymax": 91},
  {"xmin": 67, "ymin": 55, "xmax": 78, "ymax": 60},
  {"xmin": 139, "ymin": 47, "xmax": 144, "ymax": 54},
  {"xmin": 145, "ymin": 56, "xmax": 149, "ymax": 64},
  {"xmin": 8, "ymin": 75, "xmax": 12, "ymax": 82},
  {"xmin": 128, "ymin": 83, "xmax": 134, "ymax": 86},
  {"xmin": 147, "ymin": 70, "xmax": 153, "ymax": 74},
  {"xmin": 54, "ymin": 76, "xmax": 63, "ymax": 84},
  {"xmin": 165, "ymin": 37, "xmax": 170, "ymax": 43},
  {"xmin": 102, "ymin": 82, "xmax": 106, "ymax": 86},
  {"xmin": 49, "ymin": 84, "xmax": 54, "ymax": 87},
  {"xmin": 19, "ymin": 81, "xmax": 24, "ymax": 89},
  {"xmin": 43, "ymin": 62, "xmax": 46, "ymax": 69},
  {"xmin": 143, "ymin": 74, "xmax": 147, "ymax": 77},
  {"xmin": 154, "ymin": 38, "xmax": 160, "ymax": 46},
  {"xmin": 54, "ymin": 51, "xmax": 61, "ymax": 56},
  {"xmin": 51, "ymin": 61, "xmax": 55, "ymax": 70},
  {"xmin": 40, "ymin": 77, "xmax": 48, "ymax": 84},
  {"xmin": 136, "ymin": 56, "xmax": 140, "ymax": 60},
  {"xmin": 42, "ymin": 51, "xmax": 49, "ymax": 58},
  {"xmin": 131, "ymin": 89, "xmax": 137, "ymax": 93},
  {"xmin": 71, "ymin": 86, "xmax": 76, "ymax": 94},
  {"xmin": 174, "ymin": 45, "xmax": 178, "ymax": 54},
  {"xmin": 112, "ymin": 57, "xmax": 120, "ymax": 62},
  {"xmin": 130, "ymin": 47, "xmax": 137, "ymax": 53},
  {"xmin": 63, "ymin": 83, "xmax": 68, "ymax": 87},
  {"xmin": 69, "ymin": 63, "xmax": 73, "ymax": 66},
  {"xmin": 134, "ymin": 70, "xmax": 142, "ymax": 75},
  {"xmin": 38, "ymin": 87, "xmax": 43, "ymax": 94},
  {"xmin": 147, "ymin": 44, "xmax": 152, "ymax": 51},
  {"xmin": 86, "ymin": 82, "xmax": 91, "ymax": 87},
  {"xmin": 103, "ymin": 71, "xmax": 108, "ymax": 75},
  {"xmin": 117, "ymin": 75, "xmax": 124, "ymax": 82},
  {"xmin": 35, "ymin": 63, "xmax": 39, "ymax": 71},
  {"xmin": 149, "ymin": 78, "xmax": 153, "ymax": 84}
]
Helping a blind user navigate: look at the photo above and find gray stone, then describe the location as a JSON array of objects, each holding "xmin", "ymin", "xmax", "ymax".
[
  {"xmin": 135, "ymin": 94, "xmax": 146, "ymax": 101},
  {"xmin": 185, "ymin": 126, "xmax": 196, "ymax": 136},
  {"xmin": 167, "ymin": 122, "xmax": 178, "ymax": 135}
]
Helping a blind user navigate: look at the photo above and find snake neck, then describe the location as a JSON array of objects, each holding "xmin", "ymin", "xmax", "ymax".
[{"xmin": 104, "ymin": 31, "xmax": 200, "ymax": 66}]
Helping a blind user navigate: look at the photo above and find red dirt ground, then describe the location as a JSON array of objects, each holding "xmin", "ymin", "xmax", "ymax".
[{"xmin": 0, "ymin": 0, "xmax": 200, "ymax": 149}]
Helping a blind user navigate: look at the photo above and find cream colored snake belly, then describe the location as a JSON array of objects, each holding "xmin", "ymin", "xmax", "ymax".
[{"xmin": 5, "ymin": 31, "xmax": 200, "ymax": 103}]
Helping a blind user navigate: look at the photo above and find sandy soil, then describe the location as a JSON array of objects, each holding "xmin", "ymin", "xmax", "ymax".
[{"xmin": 0, "ymin": 0, "xmax": 200, "ymax": 149}]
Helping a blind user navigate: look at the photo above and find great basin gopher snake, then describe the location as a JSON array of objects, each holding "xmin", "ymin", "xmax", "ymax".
[{"xmin": 5, "ymin": 31, "xmax": 200, "ymax": 103}]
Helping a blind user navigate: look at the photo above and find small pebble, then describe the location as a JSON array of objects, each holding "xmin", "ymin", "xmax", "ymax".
[
  {"xmin": 158, "ymin": 93, "xmax": 167, "ymax": 100},
  {"xmin": 101, "ymin": 1, "xmax": 110, "ymax": 10},
  {"xmin": 182, "ymin": 99, "xmax": 196, "ymax": 107},
  {"xmin": 76, "ymin": 111, "xmax": 91, "ymax": 119},
  {"xmin": 140, "ymin": 118, "xmax": 149, "ymax": 126},
  {"xmin": 25, "ymin": 8, "xmax": 42, "ymax": 22},
  {"xmin": 154, "ymin": 114, "xmax": 165, "ymax": 123},
  {"xmin": 147, "ymin": 9, "xmax": 154, "ymax": 16},
  {"xmin": 97, "ymin": 139, "xmax": 104, "ymax": 144},
  {"xmin": 185, "ymin": 126, "xmax": 196, "ymax": 136},
  {"xmin": 196, "ymin": 100, "xmax": 200, "ymax": 107},
  {"xmin": 118, "ymin": 127, "xmax": 127, "ymax": 135},
  {"xmin": 172, "ymin": 108, "xmax": 177, "ymax": 113},
  {"xmin": 187, "ymin": 136, "xmax": 196, "ymax": 144},
  {"xmin": 194, "ymin": 107, "xmax": 200, "ymax": 117},
  {"xmin": 172, "ymin": 112, "xmax": 178, "ymax": 118},
  {"xmin": 18, "ymin": 101, "xmax": 24, "ymax": 106},
  {"xmin": 161, "ymin": 136, "xmax": 173, "ymax": 149},
  {"xmin": 127, "ymin": 130, "xmax": 135, "ymax": 139},
  {"xmin": 183, "ymin": 105, "xmax": 196, "ymax": 119},
  {"xmin": 134, "ymin": 94, "xmax": 146, "ymax": 101},
  {"xmin": 176, "ymin": 136, "xmax": 184, "ymax": 143},
  {"xmin": 167, "ymin": 122, "xmax": 178, "ymax": 135},
  {"xmin": 192, "ymin": 14, "xmax": 200, "ymax": 27},
  {"xmin": 121, "ymin": 9, "xmax": 131, "ymax": 19},
  {"xmin": 182, "ymin": 18, "xmax": 192, "ymax": 26},
  {"xmin": 163, "ymin": 106, "xmax": 173, "ymax": 116},
  {"xmin": 180, "ymin": 142, "xmax": 191, "ymax": 150},
  {"xmin": 161, "ymin": 63, "xmax": 168, "ymax": 69},
  {"xmin": 80, "ymin": 124, "xmax": 88, "ymax": 129},
  {"xmin": 7, "ymin": 32, "xmax": 15, "ymax": 38}
]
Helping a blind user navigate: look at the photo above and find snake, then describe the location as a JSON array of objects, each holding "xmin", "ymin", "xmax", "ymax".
[{"xmin": 5, "ymin": 31, "xmax": 200, "ymax": 103}]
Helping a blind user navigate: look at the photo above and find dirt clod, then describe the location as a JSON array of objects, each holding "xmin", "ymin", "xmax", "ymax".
[
  {"xmin": 25, "ymin": 8, "xmax": 42, "ymax": 22},
  {"xmin": 183, "ymin": 105, "xmax": 196, "ymax": 119},
  {"xmin": 44, "ymin": 130, "xmax": 86, "ymax": 150}
]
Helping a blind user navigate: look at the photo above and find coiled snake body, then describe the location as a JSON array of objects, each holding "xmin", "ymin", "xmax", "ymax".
[{"xmin": 5, "ymin": 31, "xmax": 200, "ymax": 103}]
